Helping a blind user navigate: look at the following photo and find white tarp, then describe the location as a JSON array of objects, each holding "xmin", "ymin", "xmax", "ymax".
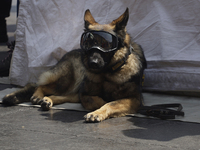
[{"xmin": 10, "ymin": 0, "xmax": 200, "ymax": 91}]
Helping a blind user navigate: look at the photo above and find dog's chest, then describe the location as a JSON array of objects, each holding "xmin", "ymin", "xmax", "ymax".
[
  {"xmin": 83, "ymin": 71, "xmax": 138, "ymax": 102},
  {"xmin": 102, "ymin": 80, "xmax": 139, "ymax": 102},
  {"xmin": 102, "ymin": 81, "xmax": 125, "ymax": 101}
]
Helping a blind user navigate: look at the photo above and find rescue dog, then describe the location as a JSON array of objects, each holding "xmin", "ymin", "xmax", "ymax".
[{"xmin": 2, "ymin": 8, "xmax": 147, "ymax": 122}]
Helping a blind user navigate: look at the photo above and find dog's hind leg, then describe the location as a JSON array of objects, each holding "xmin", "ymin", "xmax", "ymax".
[
  {"xmin": 2, "ymin": 83, "xmax": 37, "ymax": 105},
  {"xmin": 84, "ymin": 98, "xmax": 140, "ymax": 122},
  {"xmin": 39, "ymin": 94, "xmax": 80, "ymax": 111}
]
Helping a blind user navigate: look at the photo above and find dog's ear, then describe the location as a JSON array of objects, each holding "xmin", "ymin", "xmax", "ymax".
[
  {"xmin": 84, "ymin": 9, "xmax": 97, "ymax": 29},
  {"xmin": 110, "ymin": 8, "xmax": 129, "ymax": 31}
]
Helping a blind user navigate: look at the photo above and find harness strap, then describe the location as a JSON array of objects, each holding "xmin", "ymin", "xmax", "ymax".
[
  {"xmin": 104, "ymin": 46, "xmax": 133, "ymax": 73},
  {"xmin": 137, "ymin": 103, "xmax": 185, "ymax": 119}
]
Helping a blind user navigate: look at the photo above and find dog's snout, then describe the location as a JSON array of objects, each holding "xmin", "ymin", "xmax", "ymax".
[
  {"xmin": 90, "ymin": 58, "xmax": 98, "ymax": 64},
  {"xmin": 89, "ymin": 52, "xmax": 105, "ymax": 69},
  {"xmin": 89, "ymin": 58, "xmax": 102, "ymax": 69},
  {"xmin": 90, "ymin": 59, "xmax": 99, "ymax": 68}
]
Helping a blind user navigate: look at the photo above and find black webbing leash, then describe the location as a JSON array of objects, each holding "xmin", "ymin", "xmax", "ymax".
[{"xmin": 137, "ymin": 103, "xmax": 185, "ymax": 119}]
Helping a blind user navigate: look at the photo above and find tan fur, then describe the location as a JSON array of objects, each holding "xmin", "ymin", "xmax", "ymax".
[
  {"xmin": 38, "ymin": 71, "xmax": 59, "ymax": 86},
  {"xmin": 85, "ymin": 98, "xmax": 140, "ymax": 122},
  {"xmin": 84, "ymin": 9, "xmax": 98, "ymax": 25},
  {"xmin": 88, "ymin": 24, "xmax": 116, "ymax": 34},
  {"xmin": 105, "ymin": 54, "xmax": 140, "ymax": 84},
  {"xmin": 48, "ymin": 94, "xmax": 79, "ymax": 105},
  {"xmin": 110, "ymin": 8, "xmax": 129, "ymax": 26}
]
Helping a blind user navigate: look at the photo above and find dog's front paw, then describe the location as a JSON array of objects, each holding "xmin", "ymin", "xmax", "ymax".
[
  {"xmin": 40, "ymin": 97, "xmax": 53, "ymax": 111},
  {"xmin": 30, "ymin": 96, "xmax": 43, "ymax": 105},
  {"xmin": 84, "ymin": 111, "xmax": 106, "ymax": 122},
  {"xmin": 2, "ymin": 93, "xmax": 19, "ymax": 105}
]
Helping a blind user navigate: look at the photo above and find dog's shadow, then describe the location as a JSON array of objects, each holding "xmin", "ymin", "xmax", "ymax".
[
  {"xmin": 40, "ymin": 109, "xmax": 87, "ymax": 123},
  {"xmin": 122, "ymin": 117, "xmax": 200, "ymax": 142}
]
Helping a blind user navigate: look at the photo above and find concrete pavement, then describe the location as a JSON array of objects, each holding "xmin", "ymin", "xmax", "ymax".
[{"xmin": 1, "ymin": 98, "xmax": 200, "ymax": 150}]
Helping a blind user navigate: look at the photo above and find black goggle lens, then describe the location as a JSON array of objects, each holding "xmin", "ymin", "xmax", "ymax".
[{"xmin": 80, "ymin": 31, "xmax": 118, "ymax": 52}]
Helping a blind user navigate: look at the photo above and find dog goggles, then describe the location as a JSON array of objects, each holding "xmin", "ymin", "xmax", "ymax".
[{"xmin": 80, "ymin": 31, "xmax": 118, "ymax": 52}]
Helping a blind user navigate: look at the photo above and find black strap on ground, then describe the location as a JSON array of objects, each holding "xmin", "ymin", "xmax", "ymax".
[{"xmin": 137, "ymin": 103, "xmax": 185, "ymax": 119}]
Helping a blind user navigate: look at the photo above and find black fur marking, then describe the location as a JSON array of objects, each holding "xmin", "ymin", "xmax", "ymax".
[
  {"xmin": 41, "ymin": 101, "xmax": 51, "ymax": 111},
  {"xmin": 2, "ymin": 83, "xmax": 37, "ymax": 105},
  {"xmin": 84, "ymin": 21, "xmax": 90, "ymax": 30}
]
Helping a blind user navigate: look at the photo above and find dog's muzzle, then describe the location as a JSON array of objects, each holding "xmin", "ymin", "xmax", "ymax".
[{"xmin": 88, "ymin": 51, "xmax": 105, "ymax": 69}]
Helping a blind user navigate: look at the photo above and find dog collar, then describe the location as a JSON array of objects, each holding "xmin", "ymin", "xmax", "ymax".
[{"xmin": 105, "ymin": 46, "xmax": 133, "ymax": 73}]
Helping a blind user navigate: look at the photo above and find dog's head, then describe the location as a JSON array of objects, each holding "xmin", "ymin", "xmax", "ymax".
[{"xmin": 81, "ymin": 8, "xmax": 131, "ymax": 73}]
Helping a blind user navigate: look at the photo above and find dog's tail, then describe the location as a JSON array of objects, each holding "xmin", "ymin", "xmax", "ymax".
[{"xmin": 2, "ymin": 83, "xmax": 37, "ymax": 106}]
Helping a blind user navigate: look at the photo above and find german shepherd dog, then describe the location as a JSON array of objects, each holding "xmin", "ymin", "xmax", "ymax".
[{"xmin": 2, "ymin": 8, "xmax": 147, "ymax": 122}]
